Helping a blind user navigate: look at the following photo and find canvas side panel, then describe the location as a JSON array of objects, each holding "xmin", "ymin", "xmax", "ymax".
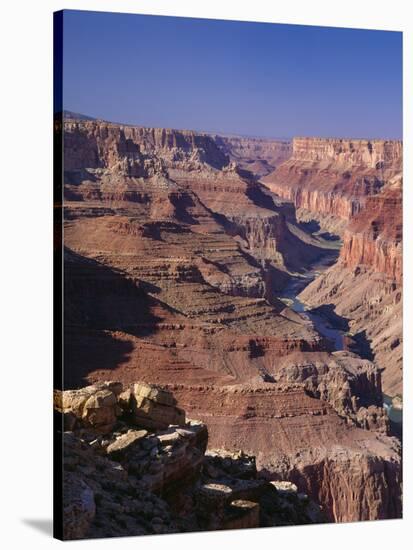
[{"xmin": 53, "ymin": 9, "xmax": 64, "ymax": 541}]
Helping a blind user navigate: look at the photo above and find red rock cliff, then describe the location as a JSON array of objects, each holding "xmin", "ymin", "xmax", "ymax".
[
  {"xmin": 263, "ymin": 136, "xmax": 402, "ymax": 232},
  {"xmin": 299, "ymin": 177, "xmax": 402, "ymax": 396},
  {"xmin": 341, "ymin": 177, "xmax": 402, "ymax": 283},
  {"xmin": 64, "ymin": 120, "xmax": 230, "ymax": 174}
]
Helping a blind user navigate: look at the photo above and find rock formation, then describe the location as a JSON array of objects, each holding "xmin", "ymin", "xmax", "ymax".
[
  {"xmin": 56, "ymin": 382, "xmax": 326, "ymax": 539},
  {"xmin": 168, "ymin": 380, "xmax": 400, "ymax": 523},
  {"xmin": 298, "ymin": 177, "xmax": 402, "ymax": 397},
  {"xmin": 59, "ymin": 114, "xmax": 402, "ymax": 535},
  {"xmin": 263, "ymin": 137, "xmax": 402, "ymax": 400},
  {"xmin": 214, "ymin": 135, "xmax": 292, "ymax": 177},
  {"xmin": 263, "ymin": 137, "xmax": 402, "ymax": 234}
]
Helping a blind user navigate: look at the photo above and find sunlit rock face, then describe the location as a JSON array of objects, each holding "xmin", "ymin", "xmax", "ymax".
[{"xmin": 263, "ymin": 136, "xmax": 402, "ymax": 234}]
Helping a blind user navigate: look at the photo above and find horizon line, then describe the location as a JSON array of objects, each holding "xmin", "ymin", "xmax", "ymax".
[{"xmin": 61, "ymin": 110, "xmax": 403, "ymax": 143}]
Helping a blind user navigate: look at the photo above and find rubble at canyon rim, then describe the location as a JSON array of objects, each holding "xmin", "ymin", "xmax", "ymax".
[{"xmin": 55, "ymin": 381, "xmax": 326, "ymax": 539}]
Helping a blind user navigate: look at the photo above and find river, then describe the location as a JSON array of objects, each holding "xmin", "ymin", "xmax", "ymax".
[
  {"xmin": 278, "ymin": 254, "xmax": 346, "ymax": 352},
  {"xmin": 278, "ymin": 252, "xmax": 402, "ymax": 435}
]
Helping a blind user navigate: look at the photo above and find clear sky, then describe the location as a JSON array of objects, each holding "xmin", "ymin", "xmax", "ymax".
[{"xmin": 61, "ymin": 10, "xmax": 402, "ymax": 139}]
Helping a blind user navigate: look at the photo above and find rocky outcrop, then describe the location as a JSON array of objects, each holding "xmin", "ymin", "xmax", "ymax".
[
  {"xmin": 169, "ymin": 382, "xmax": 401, "ymax": 523},
  {"xmin": 64, "ymin": 119, "xmax": 229, "ymax": 177},
  {"xmin": 58, "ymin": 382, "xmax": 325, "ymax": 539},
  {"xmin": 272, "ymin": 350, "xmax": 388, "ymax": 433},
  {"xmin": 54, "ymin": 381, "xmax": 123, "ymax": 433},
  {"xmin": 121, "ymin": 382, "xmax": 185, "ymax": 430}
]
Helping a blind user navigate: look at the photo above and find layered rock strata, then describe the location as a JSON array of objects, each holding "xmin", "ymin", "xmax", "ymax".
[
  {"xmin": 263, "ymin": 136, "xmax": 402, "ymax": 398},
  {"xmin": 300, "ymin": 177, "xmax": 402, "ymax": 396},
  {"xmin": 57, "ymin": 382, "xmax": 325, "ymax": 539},
  {"xmin": 214, "ymin": 135, "xmax": 292, "ymax": 177},
  {"xmin": 263, "ymin": 137, "xmax": 402, "ymax": 234},
  {"xmin": 60, "ymin": 116, "xmax": 402, "ymax": 530},
  {"xmin": 169, "ymin": 382, "xmax": 401, "ymax": 522}
]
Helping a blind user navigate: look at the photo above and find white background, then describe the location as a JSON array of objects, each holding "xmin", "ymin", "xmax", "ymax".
[{"xmin": 0, "ymin": 0, "xmax": 411, "ymax": 548}]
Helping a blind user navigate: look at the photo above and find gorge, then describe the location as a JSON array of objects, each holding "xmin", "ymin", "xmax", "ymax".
[{"xmin": 58, "ymin": 113, "xmax": 403, "ymax": 537}]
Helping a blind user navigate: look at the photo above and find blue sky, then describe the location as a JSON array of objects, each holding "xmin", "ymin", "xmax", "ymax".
[{"xmin": 62, "ymin": 10, "xmax": 402, "ymax": 139}]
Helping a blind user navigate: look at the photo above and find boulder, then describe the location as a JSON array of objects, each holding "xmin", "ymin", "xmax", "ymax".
[
  {"xmin": 106, "ymin": 429, "xmax": 148, "ymax": 458},
  {"xmin": 134, "ymin": 382, "xmax": 177, "ymax": 407},
  {"xmin": 55, "ymin": 385, "xmax": 121, "ymax": 434},
  {"xmin": 223, "ymin": 500, "xmax": 260, "ymax": 530},
  {"xmin": 271, "ymin": 480, "xmax": 298, "ymax": 494},
  {"xmin": 81, "ymin": 389, "xmax": 119, "ymax": 433},
  {"xmin": 130, "ymin": 384, "xmax": 185, "ymax": 430}
]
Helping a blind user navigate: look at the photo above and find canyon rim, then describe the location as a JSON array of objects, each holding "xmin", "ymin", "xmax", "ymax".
[{"xmin": 54, "ymin": 10, "xmax": 403, "ymax": 540}]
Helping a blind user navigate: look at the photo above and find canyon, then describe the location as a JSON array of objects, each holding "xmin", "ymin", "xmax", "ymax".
[
  {"xmin": 264, "ymin": 138, "xmax": 403, "ymax": 399},
  {"xmin": 213, "ymin": 134, "xmax": 292, "ymax": 177},
  {"xmin": 59, "ymin": 114, "xmax": 402, "ymax": 535}
]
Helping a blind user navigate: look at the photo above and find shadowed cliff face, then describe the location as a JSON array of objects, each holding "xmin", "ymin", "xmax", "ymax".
[{"xmin": 62, "ymin": 117, "xmax": 402, "ymax": 524}]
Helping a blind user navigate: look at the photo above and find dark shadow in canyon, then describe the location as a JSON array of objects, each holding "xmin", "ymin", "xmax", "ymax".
[
  {"xmin": 63, "ymin": 248, "xmax": 168, "ymax": 388},
  {"xmin": 170, "ymin": 192, "xmax": 200, "ymax": 225},
  {"xmin": 346, "ymin": 330, "xmax": 375, "ymax": 361},
  {"xmin": 307, "ymin": 304, "xmax": 375, "ymax": 360},
  {"xmin": 318, "ymin": 231, "xmax": 341, "ymax": 242},
  {"xmin": 309, "ymin": 304, "xmax": 349, "ymax": 332},
  {"xmin": 246, "ymin": 181, "xmax": 286, "ymax": 211},
  {"xmin": 64, "ymin": 328, "xmax": 134, "ymax": 389},
  {"xmin": 277, "ymin": 230, "xmax": 340, "ymax": 275},
  {"xmin": 64, "ymin": 248, "xmax": 163, "ymax": 336},
  {"xmin": 297, "ymin": 219, "xmax": 321, "ymax": 234}
]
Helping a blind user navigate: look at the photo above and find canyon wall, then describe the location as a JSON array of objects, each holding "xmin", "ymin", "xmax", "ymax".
[
  {"xmin": 300, "ymin": 177, "xmax": 402, "ymax": 396},
  {"xmin": 340, "ymin": 177, "xmax": 402, "ymax": 283},
  {"xmin": 169, "ymin": 381, "xmax": 400, "ymax": 523},
  {"xmin": 263, "ymin": 136, "xmax": 402, "ymax": 233},
  {"xmin": 261, "ymin": 136, "xmax": 402, "ymax": 397},
  {"xmin": 291, "ymin": 137, "xmax": 402, "ymax": 167},
  {"xmin": 214, "ymin": 135, "xmax": 292, "ymax": 177},
  {"xmin": 64, "ymin": 119, "xmax": 230, "ymax": 175}
]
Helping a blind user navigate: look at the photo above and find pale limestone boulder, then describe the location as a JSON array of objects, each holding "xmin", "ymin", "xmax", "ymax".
[
  {"xmin": 223, "ymin": 500, "xmax": 260, "ymax": 530},
  {"xmin": 134, "ymin": 382, "xmax": 177, "ymax": 407},
  {"xmin": 132, "ymin": 395, "xmax": 185, "ymax": 430},
  {"xmin": 55, "ymin": 385, "xmax": 121, "ymax": 433},
  {"xmin": 270, "ymin": 480, "xmax": 298, "ymax": 494}
]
